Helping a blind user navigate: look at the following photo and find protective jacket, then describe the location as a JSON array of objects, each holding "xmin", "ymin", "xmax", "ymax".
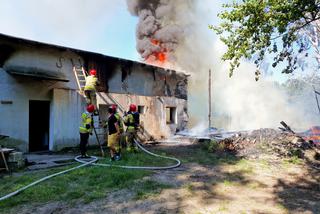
[
  {"xmin": 124, "ymin": 111, "xmax": 140, "ymax": 132},
  {"xmin": 79, "ymin": 112, "xmax": 92, "ymax": 134},
  {"xmin": 84, "ymin": 75, "xmax": 98, "ymax": 91},
  {"xmin": 114, "ymin": 112, "xmax": 124, "ymax": 133}
]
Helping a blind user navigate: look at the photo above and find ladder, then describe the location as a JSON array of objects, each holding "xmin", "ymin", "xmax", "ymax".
[
  {"xmin": 73, "ymin": 66, "xmax": 106, "ymax": 157},
  {"xmin": 92, "ymin": 115, "xmax": 106, "ymax": 157},
  {"xmin": 73, "ymin": 66, "xmax": 87, "ymax": 94},
  {"xmin": 97, "ymin": 93, "xmax": 154, "ymax": 142}
]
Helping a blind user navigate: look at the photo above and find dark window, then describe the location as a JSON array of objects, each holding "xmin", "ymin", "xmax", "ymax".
[
  {"xmin": 138, "ymin": 105, "xmax": 145, "ymax": 114},
  {"xmin": 166, "ymin": 107, "xmax": 176, "ymax": 124}
]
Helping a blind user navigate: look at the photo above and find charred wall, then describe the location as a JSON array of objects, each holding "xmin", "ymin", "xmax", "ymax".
[{"xmin": 104, "ymin": 60, "xmax": 188, "ymax": 99}]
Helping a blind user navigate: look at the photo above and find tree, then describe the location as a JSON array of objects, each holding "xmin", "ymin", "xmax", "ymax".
[{"xmin": 211, "ymin": 0, "xmax": 320, "ymax": 79}]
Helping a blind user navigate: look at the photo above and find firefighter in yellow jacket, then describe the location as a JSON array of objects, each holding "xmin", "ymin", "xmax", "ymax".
[
  {"xmin": 111, "ymin": 104, "xmax": 125, "ymax": 149},
  {"xmin": 107, "ymin": 105, "xmax": 121, "ymax": 161},
  {"xmin": 84, "ymin": 69, "xmax": 99, "ymax": 114},
  {"xmin": 79, "ymin": 104, "xmax": 94, "ymax": 158},
  {"xmin": 124, "ymin": 104, "xmax": 140, "ymax": 152}
]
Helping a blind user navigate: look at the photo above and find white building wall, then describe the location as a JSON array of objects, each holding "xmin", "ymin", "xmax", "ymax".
[
  {"xmin": 50, "ymin": 88, "xmax": 87, "ymax": 151},
  {"xmin": 0, "ymin": 68, "xmax": 51, "ymax": 151},
  {"xmin": 0, "ymin": 48, "xmax": 87, "ymax": 152}
]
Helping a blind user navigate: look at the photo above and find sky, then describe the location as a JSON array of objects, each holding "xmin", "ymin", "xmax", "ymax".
[
  {"xmin": 0, "ymin": 0, "xmax": 140, "ymax": 61},
  {"xmin": 0, "ymin": 0, "xmax": 305, "ymax": 83}
]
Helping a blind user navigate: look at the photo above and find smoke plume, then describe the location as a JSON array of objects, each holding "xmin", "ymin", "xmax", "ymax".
[
  {"xmin": 126, "ymin": 0, "xmax": 184, "ymax": 65},
  {"xmin": 128, "ymin": 0, "xmax": 320, "ymax": 132}
]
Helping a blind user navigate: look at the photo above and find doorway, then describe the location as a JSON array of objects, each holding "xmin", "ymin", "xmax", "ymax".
[{"xmin": 29, "ymin": 100, "xmax": 50, "ymax": 152}]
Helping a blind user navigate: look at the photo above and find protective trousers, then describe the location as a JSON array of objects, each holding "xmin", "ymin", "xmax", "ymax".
[
  {"xmin": 126, "ymin": 130, "xmax": 137, "ymax": 152},
  {"xmin": 80, "ymin": 132, "xmax": 89, "ymax": 156},
  {"xmin": 84, "ymin": 90, "xmax": 97, "ymax": 108}
]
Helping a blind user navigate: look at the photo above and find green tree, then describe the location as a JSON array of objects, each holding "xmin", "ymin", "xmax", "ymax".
[{"xmin": 211, "ymin": 0, "xmax": 320, "ymax": 79}]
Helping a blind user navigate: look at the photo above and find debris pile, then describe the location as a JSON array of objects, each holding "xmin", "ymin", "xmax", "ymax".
[{"xmin": 219, "ymin": 128, "xmax": 316, "ymax": 158}]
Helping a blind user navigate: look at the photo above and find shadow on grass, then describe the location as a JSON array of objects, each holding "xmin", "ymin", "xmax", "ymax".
[
  {"xmin": 273, "ymin": 162, "xmax": 320, "ymax": 214},
  {"xmin": 143, "ymin": 143, "xmax": 266, "ymax": 211}
]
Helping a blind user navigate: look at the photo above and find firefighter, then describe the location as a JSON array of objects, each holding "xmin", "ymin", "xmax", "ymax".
[
  {"xmin": 107, "ymin": 105, "xmax": 121, "ymax": 161},
  {"xmin": 84, "ymin": 69, "xmax": 99, "ymax": 115},
  {"xmin": 79, "ymin": 104, "xmax": 94, "ymax": 158},
  {"xmin": 111, "ymin": 104, "xmax": 125, "ymax": 149},
  {"xmin": 124, "ymin": 104, "xmax": 140, "ymax": 152}
]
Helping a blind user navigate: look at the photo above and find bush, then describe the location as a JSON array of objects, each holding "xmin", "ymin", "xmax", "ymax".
[{"xmin": 208, "ymin": 140, "xmax": 225, "ymax": 153}]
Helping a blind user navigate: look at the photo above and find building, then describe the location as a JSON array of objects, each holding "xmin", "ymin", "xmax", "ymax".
[{"xmin": 0, "ymin": 33, "xmax": 188, "ymax": 152}]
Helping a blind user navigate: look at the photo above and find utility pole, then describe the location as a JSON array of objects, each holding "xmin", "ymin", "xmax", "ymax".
[{"xmin": 208, "ymin": 69, "xmax": 212, "ymax": 131}]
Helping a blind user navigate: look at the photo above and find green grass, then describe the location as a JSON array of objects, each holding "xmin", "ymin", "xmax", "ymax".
[
  {"xmin": 234, "ymin": 159, "xmax": 254, "ymax": 174},
  {"xmin": 156, "ymin": 146, "xmax": 239, "ymax": 166},
  {"xmin": 282, "ymin": 155, "xmax": 303, "ymax": 167},
  {"xmin": 133, "ymin": 179, "xmax": 172, "ymax": 200},
  {"xmin": 110, "ymin": 150, "xmax": 178, "ymax": 167},
  {"xmin": 257, "ymin": 159, "xmax": 271, "ymax": 169},
  {"xmin": 0, "ymin": 148, "xmax": 176, "ymax": 212},
  {"xmin": 222, "ymin": 179, "xmax": 234, "ymax": 186},
  {"xmin": 0, "ymin": 165, "xmax": 149, "ymax": 211},
  {"xmin": 0, "ymin": 144, "xmax": 243, "ymax": 213},
  {"xmin": 218, "ymin": 201, "xmax": 229, "ymax": 212},
  {"xmin": 183, "ymin": 183, "xmax": 194, "ymax": 193}
]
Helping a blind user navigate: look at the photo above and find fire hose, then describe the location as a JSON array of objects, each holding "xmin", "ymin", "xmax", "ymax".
[
  {"xmin": 75, "ymin": 139, "xmax": 181, "ymax": 169},
  {"xmin": 0, "ymin": 139, "xmax": 180, "ymax": 202}
]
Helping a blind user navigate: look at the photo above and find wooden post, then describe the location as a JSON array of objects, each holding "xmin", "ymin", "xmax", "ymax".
[
  {"xmin": 313, "ymin": 85, "xmax": 320, "ymax": 115},
  {"xmin": 208, "ymin": 69, "xmax": 212, "ymax": 131}
]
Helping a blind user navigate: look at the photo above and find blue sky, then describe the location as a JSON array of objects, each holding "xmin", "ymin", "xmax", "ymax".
[{"xmin": 0, "ymin": 0, "xmax": 140, "ymax": 61}]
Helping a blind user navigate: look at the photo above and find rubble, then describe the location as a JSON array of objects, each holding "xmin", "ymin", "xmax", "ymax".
[{"xmin": 217, "ymin": 128, "xmax": 319, "ymax": 161}]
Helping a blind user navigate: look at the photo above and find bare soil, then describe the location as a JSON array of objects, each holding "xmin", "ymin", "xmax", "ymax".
[{"xmin": 5, "ymin": 141, "xmax": 320, "ymax": 214}]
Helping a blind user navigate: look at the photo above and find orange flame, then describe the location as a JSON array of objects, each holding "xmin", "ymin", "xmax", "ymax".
[
  {"xmin": 157, "ymin": 52, "xmax": 166, "ymax": 62},
  {"xmin": 146, "ymin": 38, "xmax": 167, "ymax": 65},
  {"xmin": 151, "ymin": 39, "xmax": 160, "ymax": 46}
]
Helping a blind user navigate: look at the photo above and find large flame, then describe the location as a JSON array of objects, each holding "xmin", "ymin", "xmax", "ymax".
[{"xmin": 146, "ymin": 39, "xmax": 167, "ymax": 65}]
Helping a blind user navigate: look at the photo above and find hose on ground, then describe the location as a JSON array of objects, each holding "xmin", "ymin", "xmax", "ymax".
[
  {"xmin": 0, "ymin": 140, "xmax": 180, "ymax": 202},
  {"xmin": 0, "ymin": 156, "xmax": 98, "ymax": 202},
  {"xmin": 76, "ymin": 139, "xmax": 181, "ymax": 170}
]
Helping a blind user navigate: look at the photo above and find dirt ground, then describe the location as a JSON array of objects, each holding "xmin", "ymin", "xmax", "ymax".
[{"xmin": 5, "ymin": 143, "xmax": 320, "ymax": 214}]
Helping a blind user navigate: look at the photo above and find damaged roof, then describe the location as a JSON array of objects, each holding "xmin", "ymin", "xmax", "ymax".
[{"xmin": 0, "ymin": 33, "xmax": 188, "ymax": 78}]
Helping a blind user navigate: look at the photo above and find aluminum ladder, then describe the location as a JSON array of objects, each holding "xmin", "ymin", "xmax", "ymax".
[
  {"xmin": 73, "ymin": 66, "xmax": 87, "ymax": 95},
  {"xmin": 73, "ymin": 66, "xmax": 105, "ymax": 157}
]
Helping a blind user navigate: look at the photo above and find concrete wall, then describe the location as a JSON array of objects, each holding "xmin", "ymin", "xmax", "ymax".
[
  {"xmin": 50, "ymin": 89, "xmax": 87, "ymax": 151},
  {"xmin": 0, "ymin": 46, "xmax": 87, "ymax": 152},
  {"xmin": 106, "ymin": 63, "xmax": 188, "ymax": 99},
  {"xmin": 97, "ymin": 93, "xmax": 188, "ymax": 139},
  {"xmin": 0, "ymin": 68, "xmax": 51, "ymax": 151},
  {"xmin": 3, "ymin": 47, "xmax": 83, "ymax": 90}
]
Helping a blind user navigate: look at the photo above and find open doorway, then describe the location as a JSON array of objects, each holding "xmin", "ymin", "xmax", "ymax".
[{"xmin": 29, "ymin": 100, "xmax": 50, "ymax": 152}]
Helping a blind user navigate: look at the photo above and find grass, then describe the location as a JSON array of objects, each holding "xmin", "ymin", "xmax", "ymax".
[
  {"xmin": 282, "ymin": 155, "xmax": 303, "ymax": 167},
  {"xmin": 133, "ymin": 179, "xmax": 172, "ymax": 200},
  {"xmin": 155, "ymin": 145, "xmax": 239, "ymax": 166},
  {"xmin": 222, "ymin": 179, "xmax": 234, "ymax": 187},
  {"xmin": 0, "ymin": 165, "xmax": 149, "ymax": 211},
  {"xmin": 276, "ymin": 203, "xmax": 289, "ymax": 212},
  {"xmin": 218, "ymin": 201, "xmax": 229, "ymax": 212},
  {"xmin": 0, "ymin": 148, "xmax": 175, "ymax": 212},
  {"xmin": 110, "ymin": 150, "xmax": 178, "ymax": 167},
  {"xmin": 0, "ymin": 144, "xmax": 246, "ymax": 213},
  {"xmin": 234, "ymin": 159, "xmax": 254, "ymax": 174},
  {"xmin": 183, "ymin": 183, "xmax": 194, "ymax": 193}
]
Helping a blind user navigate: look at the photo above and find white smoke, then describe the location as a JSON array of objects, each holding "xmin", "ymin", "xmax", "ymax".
[{"xmin": 129, "ymin": 0, "xmax": 320, "ymax": 132}]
